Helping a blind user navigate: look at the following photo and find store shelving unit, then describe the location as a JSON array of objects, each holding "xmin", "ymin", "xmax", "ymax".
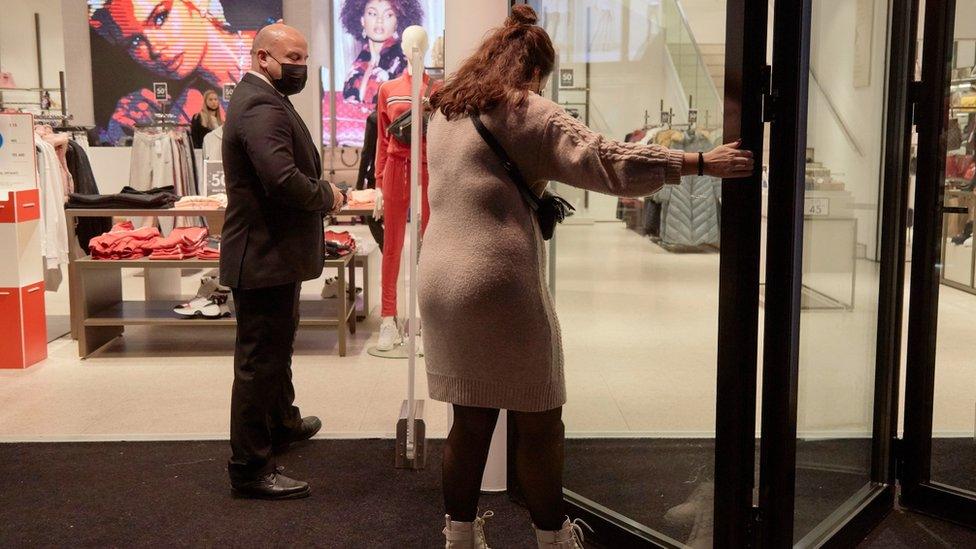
[{"xmin": 65, "ymin": 208, "xmax": 359, "ymax": 358}]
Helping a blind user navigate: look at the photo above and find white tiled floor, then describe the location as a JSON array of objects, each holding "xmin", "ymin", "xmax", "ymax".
[{"xmin": 0, "ymin": 222, "xmax": 973, "ymax": 442}]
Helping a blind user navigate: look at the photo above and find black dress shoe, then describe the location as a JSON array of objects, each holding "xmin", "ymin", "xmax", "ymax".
[
  {"xmin": 231, "ymin": 473, "xmax": 310, "ymax": 500},
  {"xmin": 274, "ymin": 416, "xmax": 322, "ymax": 451}
]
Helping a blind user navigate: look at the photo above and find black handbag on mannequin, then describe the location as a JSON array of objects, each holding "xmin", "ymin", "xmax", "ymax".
[
  {"xmin": 389, "ymin": 83, "xmax": 434, "ymax": 145},
  {"xmin": 470, "ymin": 114, "xmax": 574, "ymax": 240}
]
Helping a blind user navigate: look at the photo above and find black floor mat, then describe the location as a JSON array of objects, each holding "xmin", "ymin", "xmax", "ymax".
[{"xmin": 0, "ymin": 439, "xmax": 972, "ymax": 547}]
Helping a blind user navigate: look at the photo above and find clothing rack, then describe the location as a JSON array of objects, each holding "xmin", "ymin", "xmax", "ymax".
[{"xmin": 135, "ymin": 113, "xmax": 190, "ymax": 130}]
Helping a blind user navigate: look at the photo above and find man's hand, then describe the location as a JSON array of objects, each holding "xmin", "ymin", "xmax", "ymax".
[{"xmin": 328, "ymin": 183, "xmax": 346, "ymax": 214}]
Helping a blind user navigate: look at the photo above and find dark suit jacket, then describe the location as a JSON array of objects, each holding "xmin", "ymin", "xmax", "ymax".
[{"xmin": 219, "ymin": 73, "xmax": 335, "ymax": 289}]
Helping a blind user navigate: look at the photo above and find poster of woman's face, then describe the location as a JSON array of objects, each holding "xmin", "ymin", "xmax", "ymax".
[
  {"xmin": 88, "ymin": 0, "xmax": 282, "ymax": 145},
  {"xmin": 323, "ymin": 0, "xmax": 444, "ymax": 148}
]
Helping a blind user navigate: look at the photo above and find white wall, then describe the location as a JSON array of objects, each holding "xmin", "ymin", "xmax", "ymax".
[
  {"xmin": 0, "ymin": 1, "xmax": 67, "ymax": 108},
  {"xmin": 806, "ymin": 0, "xmax": 888, "ymax": 261},
  {"xmin": 60, "ymin": 0, "xmax": 94, "ymax": 126},
  {"xmin": 444, "ymin": 0, "xmax": 509, "ymax": 73}
]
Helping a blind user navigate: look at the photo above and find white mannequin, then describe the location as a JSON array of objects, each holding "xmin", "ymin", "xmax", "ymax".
[{"xmin": 374, "ymin": 25, "xmax": 430, "ymax": 350}]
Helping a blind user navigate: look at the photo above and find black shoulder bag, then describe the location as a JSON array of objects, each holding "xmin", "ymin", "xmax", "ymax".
[
  {"xmin": 470, "ymin": 114, "xmax": 574, "ymax": 240},
  {"xmin": 389, "ymin": 82, "xmax": 434, "ymax": 145}
]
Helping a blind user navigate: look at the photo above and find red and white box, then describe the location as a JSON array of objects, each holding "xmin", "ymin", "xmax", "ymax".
[{"xmin": 0, "ymin": 188, "xmax": 47, "ymax": 369}]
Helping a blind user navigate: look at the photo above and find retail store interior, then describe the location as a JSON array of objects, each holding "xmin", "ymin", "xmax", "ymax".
[{"xmin": 1, "ymin": 0, "xmax": 975, "ymax": 547}]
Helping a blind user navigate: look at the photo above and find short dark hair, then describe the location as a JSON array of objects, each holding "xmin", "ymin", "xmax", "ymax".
[{"xmin": 340, "ymin": 0, "xmax": 424, "ymax": 38}]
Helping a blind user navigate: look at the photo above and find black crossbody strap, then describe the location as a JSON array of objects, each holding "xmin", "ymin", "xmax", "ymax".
[{"xmin": 470, "ymin": 114, "xmax": 541, "ymax": 211}]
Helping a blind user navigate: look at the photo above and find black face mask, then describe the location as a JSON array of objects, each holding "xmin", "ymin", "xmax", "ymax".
[{"xmin": 265, "ymin": 53, "xmax": 307, "ymax": 96}]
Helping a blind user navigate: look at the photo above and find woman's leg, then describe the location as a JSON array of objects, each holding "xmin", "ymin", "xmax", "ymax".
[
  {"xmin": 510, "ymin": 407, "xmax": 566, "ymax": 531},
  {"xmin": 443, "ymin": 404, "xmax": 501, "ymax": 522}
]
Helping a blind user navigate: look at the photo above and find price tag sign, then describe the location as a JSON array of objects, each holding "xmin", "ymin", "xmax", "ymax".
[
  {"xmin": 222, "ymin": 83, "xmax": 236, "ymax": 102},
  {"xmin": 559, "ymin": 68, "xmax": 575, "ymax": 88},
  {"xmin": 0, "ymin": 113, "xmax": 39, "ymax": 190},
  {"xmin": 688, "ymin": 109, "xmax": 699, "ymax": 125},
  {"xmin": 204, "ymin": 161, "xmax": 225, "ymax": 196},
  {"xmin": 153, "ymin": 82, "xmax": 169, "ymax": 101},
  {"xmin": 804, "ymin": 197, "xmax": 830, "ymax": 217},
  {"xmin": 661, "ymin": 111, "xmax": 672, "ymax": 125}
]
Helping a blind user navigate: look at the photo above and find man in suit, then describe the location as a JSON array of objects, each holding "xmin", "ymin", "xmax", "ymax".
[{"xmin": 220, "ymin": 23, "xmax": 345, "ymax": 500}]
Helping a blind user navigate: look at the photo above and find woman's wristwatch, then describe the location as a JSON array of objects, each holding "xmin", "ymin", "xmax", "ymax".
[{"xmin": 698, "ymin": 152, "xmax": 705, "ymax": 177}]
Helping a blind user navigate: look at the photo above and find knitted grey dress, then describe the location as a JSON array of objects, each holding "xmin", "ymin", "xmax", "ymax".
[{"xmin": 419, "ymin": 93, "xmax": 683, "ymax": 412}]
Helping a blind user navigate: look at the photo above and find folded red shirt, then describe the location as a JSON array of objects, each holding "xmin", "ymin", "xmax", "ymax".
[{"xmin": 89, "ymin": 221, "xmax": 161, "ymax": 260}]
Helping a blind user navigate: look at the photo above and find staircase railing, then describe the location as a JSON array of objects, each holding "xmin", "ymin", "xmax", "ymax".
[{"xmin": 662, "ymin": 0, "xmax": 723, "ymax": 124}]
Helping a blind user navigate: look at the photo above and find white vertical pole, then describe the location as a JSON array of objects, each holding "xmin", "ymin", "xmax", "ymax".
[{"xmin": 406, "ymin": 47, "xmax": 423, "ymax": 459}]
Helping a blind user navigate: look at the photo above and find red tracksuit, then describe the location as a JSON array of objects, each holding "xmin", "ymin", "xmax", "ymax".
[{"xmin": 375, "ymin": 72, "xmax": 437, "ymax": 318}]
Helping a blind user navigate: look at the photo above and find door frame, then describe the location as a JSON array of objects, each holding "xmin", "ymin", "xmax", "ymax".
[
  {"xmin": 902, "ymin": 0, "xmax": 976, "ymax": 528},
  {"xmin": 758, "ymin": 0, "xmax": 919, "ymax": 545}
]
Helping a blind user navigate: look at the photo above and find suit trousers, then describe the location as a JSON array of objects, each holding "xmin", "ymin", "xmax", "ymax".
[
  {"xmin": 381, "ymin": 155, "xmax": 430, "ymax": 317},
  {"xmin": 229, "ymin": 282, "xmax": 304, "ymax": 479}
]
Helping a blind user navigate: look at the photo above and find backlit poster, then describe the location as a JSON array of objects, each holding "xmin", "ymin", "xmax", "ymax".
[
  {"xmin": 323, "ymin": 0, "xmax": 445, "ymax": 148},
  {"xmin": 88, "ymin": 0, "xmax": 282, "ymax": 145}
]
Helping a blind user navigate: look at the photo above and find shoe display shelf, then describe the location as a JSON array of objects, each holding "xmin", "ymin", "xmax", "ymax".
[
  {"xmin": 65, "ymin": 208, "xmax": 360, "ymax": 359},
  {"xmin": 0, "ymin": 189, "xmax": 47, "ymax": 368}
]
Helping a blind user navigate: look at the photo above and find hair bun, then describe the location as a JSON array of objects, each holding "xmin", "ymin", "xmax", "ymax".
[{"xmin": 506, "ymin": 5, "xmax": 539, "ymax": 26}]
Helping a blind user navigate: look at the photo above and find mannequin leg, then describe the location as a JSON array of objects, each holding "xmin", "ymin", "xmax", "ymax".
[{"xmin": 381, "ymin": 158, "xmax": 409, "ymax": 318}]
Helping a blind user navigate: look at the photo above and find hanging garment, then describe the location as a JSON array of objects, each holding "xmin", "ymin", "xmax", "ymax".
[
  {"xmin": 203, "ymin": 126, "xmax": 224, "ymax": 163},
  {"xmin": 358, "ymin": 110, "xmax": 384, "ymax": 248},
  {"xmin": 130, "ymin": 131, "xmax": 176, "ymax": 191},
  {"xmin": 65, "ymin": 139, "xmax": 113, "ymax": 250},
  {"xmin": 34, "ymin": 136, "xmax": 70, "ymax": 288},
  {"xmin": 655, "ymin": 131, "xmax": 722, "ymax": 250}
]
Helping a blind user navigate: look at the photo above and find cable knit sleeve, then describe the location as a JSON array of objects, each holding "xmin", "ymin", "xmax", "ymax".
[{"xmin": 538, "ymin": 108, "xmax": 684, "ymax": 197}]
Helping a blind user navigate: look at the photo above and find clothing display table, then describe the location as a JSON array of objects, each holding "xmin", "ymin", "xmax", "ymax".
[{"xmin": 66, "ymin": 208, "xmax": 359, "ymax": 358}]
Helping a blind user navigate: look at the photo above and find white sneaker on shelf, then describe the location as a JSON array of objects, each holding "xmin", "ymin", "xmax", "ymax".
[{"xmin": 377, "ymin": 317, "xmax": 401, "ymax": 351}]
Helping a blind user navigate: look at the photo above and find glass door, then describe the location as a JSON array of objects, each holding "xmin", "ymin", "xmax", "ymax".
[
  {"xmin": 902, "ymin": 0, "xmax": 976, "ymax": 528},
  {"xmin": 509, "ymin": 0, "xmax": 768, "ymax": 546},
  {"xmin": 757, "ymin": 0, "xmax": 917, "ymax": 545}
]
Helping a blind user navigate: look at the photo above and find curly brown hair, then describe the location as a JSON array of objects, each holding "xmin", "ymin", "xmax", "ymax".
[
  {"xmin": 340, "ymin": 0, "xmax": 424, "ymax": 38},
  {"xmin": 431, "ymin": 5, "xmax": 555, "ymax": 120}
]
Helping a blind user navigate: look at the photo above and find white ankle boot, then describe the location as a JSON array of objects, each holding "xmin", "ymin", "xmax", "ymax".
[
  {"xmin": 443, "ymin": 510, "xmax": 493, "ymax": 549},
  {"xmin": 534, "ymin": 518, "xmax": 591, "ymax": 548}
]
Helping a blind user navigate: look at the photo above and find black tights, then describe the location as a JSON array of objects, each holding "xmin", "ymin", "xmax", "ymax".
[{"xmin": 443, "ymin": 404, "xmax": 565, "ymax": 531}]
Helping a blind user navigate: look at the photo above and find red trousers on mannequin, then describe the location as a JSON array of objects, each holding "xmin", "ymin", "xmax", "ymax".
[{"xmin": 381, "ymin": 154, "xmax": 429, "ymax": 318}]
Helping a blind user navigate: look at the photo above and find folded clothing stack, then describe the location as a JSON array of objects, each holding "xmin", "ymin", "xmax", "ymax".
[
  {"xmin": 196, "ymin": 247, "xmax": 220, "ymax": 259},
  {"xmin": 145, "ymin": 226, "xmax": 210, "ymax": 260},
  {"xmin": 89, "ymin": 223, "xmax": 216, "ymax": 260},
  {"xmin": 67, "ymin": 185, "xmax": 179, "ymax": 210},
  {"xmin": 325, "ymin": 230, "xmax": 357, "ymax": 258},
  {"xmin": 89, "ymin": 221, "xmax": 161, "ymax": 259},
  {"xmin": 174, "ymin": 194, "xmax": 228, "ymax": 209},
  {"xmin": 345, "ymin": 189, "xmax": 377, "ymax": 208}
]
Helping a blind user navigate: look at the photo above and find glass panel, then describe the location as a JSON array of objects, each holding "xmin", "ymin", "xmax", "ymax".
[
  {"xmin": 931, "ymin": 3, "xmax": 976, "ymax": 496},
  {"xmin": 792, "ymin": 0, "xmax": 890, "ymax": 543},
  {"xmin": 530, "ymin": 0, "xmax": 726, "ymax": 543}
]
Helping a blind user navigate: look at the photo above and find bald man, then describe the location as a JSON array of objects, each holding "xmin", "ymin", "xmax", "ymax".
[{"xmin": 219, "ymin": 23, "xmax": 344, "ymax": 500}]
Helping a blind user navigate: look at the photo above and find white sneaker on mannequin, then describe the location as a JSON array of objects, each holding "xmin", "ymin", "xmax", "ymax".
[
  {"xmin": 377, "ymin": 316, "xmax": 401, "ymax": 351},
  {"xmin": 443, "ymin": 510, "xmax": 493, "ymax": 549},
  {"xmin": 534, "ymin": 517, "xmax": 591, "ymax": 548}
]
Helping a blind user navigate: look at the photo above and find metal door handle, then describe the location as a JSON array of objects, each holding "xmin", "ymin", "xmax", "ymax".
[
  {"xmin": 942, "ymin": 206, "xmax": 969, "ymax": 215},
  {"xmin": 27, "ymin": 287, "xmax": 40, "ymax": 293},
  {"xmin": 21, "ymin": 202, "xmax": 36, "ymax": 208}
]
